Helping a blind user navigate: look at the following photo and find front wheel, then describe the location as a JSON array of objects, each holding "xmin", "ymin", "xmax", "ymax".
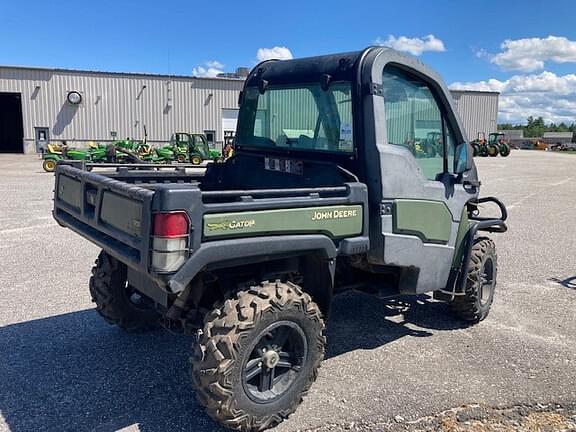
[
  {"xmin": 42, "ymin": 159, "xmax": 57, "ymax": 172},
  {"xmin": 176, "ymin": 154, "xmax": 187, "ymax": 163},
  {"xmin": 191, "ymin": 281, "xmax": 325, "ymax": 431},
  {"xmin": 190, "ymin": 155, "xmax": 202, "ymax": 165},
  {"xmin": 450, "ymin": 238, "xmax": 497, "ymax": 323}
]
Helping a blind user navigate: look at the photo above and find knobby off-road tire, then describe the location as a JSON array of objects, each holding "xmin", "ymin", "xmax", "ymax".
[
  {"xmin": 487, "ymin": 144, "xmax": 499, "ymax": 157},
  {"xmin": 499, "ymin": 143, "xmax": 511, "ymax": 157},
  {"xmin": 471, "ymin": 143, "xmax": 480, "ymax": 157},
  {"xmin": 191, "ymin": 281, "xmax": 325, "ymax": 431},
  {"xmin": 450, "ymin": 238, "xmax": 497, "ymax": 323},
  {"xmin": 89, "ymin": 251, "xmax": 160, "ymax": 332}
]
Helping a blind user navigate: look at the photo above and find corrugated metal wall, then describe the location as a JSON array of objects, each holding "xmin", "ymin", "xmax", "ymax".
[
  {"xmin": 0, "ymin": 65, "xmax": 498, "ymax": 153},
  {"xmin": 0, "ymin": 66, "xmax": 243, "ymax": 153},
  {"xmin": 450, "ymin": 90, "xmax": 499, "ymax": 141}
]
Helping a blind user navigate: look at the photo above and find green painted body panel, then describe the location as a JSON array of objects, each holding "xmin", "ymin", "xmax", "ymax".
[
  {"xmin": 393, "ymin": 199, "xmax": 452, "ymax": 244},
  {"xmin": 43, "ymin": 153, "xmax": 63, "ymax": 162},
  {"xmin": 452, "ymin": 208, "xmax": 470, "ymax": 267},
  {"xmin": 203, "ymin": 205, "xmax": 363, "ymax": 240}
]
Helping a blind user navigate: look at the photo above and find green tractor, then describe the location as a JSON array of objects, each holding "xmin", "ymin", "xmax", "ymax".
[
  {"xmin": 471, "ymin": 132, "xmax": 499, "ymax": 157},
  {"xmin": 42, "ymin": 142, "xmax": 109, "ymax": 172},
  {"xmin": 488, "ymin": 132, "xmax": 511, "ymax": 157},
  {"xmin": 170, "ymin": 132, "xmax": 221, "ymax": 164},
  {"xmin": 423, "ymin": 131, "xmax": 444, "ymax": 157}
]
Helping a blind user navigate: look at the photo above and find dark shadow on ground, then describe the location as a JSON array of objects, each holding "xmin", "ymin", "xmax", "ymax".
[
  {"xmin": 325, "ymin": 291, "xmax": 468, "ymax": 358},
  {"xmin": 0, "ymin": 292, "xmax": 467, "ymax": 431},
  {"xmin": 549, "ymin": 276, "xmax": 576, "ymax": 290}
]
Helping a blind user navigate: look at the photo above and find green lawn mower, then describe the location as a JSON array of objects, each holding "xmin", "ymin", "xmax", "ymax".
[
  {"xmin": 42, "ymin": 141, "xmax": 143, "ymax": 172},
  {"xmin": 42, "ymin": 143, "xmax": 109, "ymax": 172}
]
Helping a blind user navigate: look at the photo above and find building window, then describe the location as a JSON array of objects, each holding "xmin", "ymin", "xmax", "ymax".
[{"xmin": 204, "ymin": 130, "xmax": 216, "ymax": 144}]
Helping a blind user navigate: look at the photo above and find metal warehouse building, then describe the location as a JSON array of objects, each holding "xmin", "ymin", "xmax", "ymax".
[
  {"xmin": 450, "ymin": 90, "xmax": 499, "ymax": 141},
  {"xmin": 0, "ymin": 65, "xmax": 498, "ymax": 154}
]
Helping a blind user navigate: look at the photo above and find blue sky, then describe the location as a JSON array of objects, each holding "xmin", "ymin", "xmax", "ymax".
[{"xmin": 1, "ymin": 0, "xmax": 575, "ymax": 124}]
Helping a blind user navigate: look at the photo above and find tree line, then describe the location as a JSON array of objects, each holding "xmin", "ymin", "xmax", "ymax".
[{"xmin": 498, "ymin": 116, "xmax": 576, "ymax": 140}]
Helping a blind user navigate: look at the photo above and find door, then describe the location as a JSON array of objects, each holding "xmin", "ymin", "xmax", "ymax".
[
  {"xmin": 0, "ymin": 93, "xmax": 24, "ymax": 153},
  {"xmin": 35, "ymin": 127, "xmax": 50, "ymax": 153},
  {"xmin": 377, "ymin": 65, "xmax": 473, "ymax": 293}
]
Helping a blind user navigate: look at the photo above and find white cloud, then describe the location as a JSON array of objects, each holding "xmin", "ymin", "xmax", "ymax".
[
  {"xmin": 256, "ymin": 46, "xmax": 294, "ymax": 62},
  {"xmin": 490, "ymin": 36, "xmax": 576, "ymax": 72},
  {"xmin": 450, "ymin": 71, "xmax": 576, "ymax": 124},
  {"xmin": 192, "ymin": 60, "xmax": 225, "ymax": 77},
  {"xmin": 374, "ymin": 34, "xmax": 446, "ymax": 56},
  {"xmin": 205, "ymin": 60, "xmax": 224, "ymax": 69}
]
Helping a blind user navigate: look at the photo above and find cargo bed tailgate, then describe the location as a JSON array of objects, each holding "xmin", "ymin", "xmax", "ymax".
[{"xmin": 53, "ymin": 165, "xmax": 154, "ymax": 271}]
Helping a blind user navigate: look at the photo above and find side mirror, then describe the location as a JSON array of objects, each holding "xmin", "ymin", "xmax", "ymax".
[{"xmin": 454, "ymin": 142, "xmax": 472, "ymax": 174}]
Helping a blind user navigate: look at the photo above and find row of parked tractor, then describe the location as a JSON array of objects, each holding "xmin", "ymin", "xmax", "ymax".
[
  {"xmin": 470, "ymin": 132, "xmax": 511, "ymax": 158},
  {"xmin": 41, "ymin": 132, "xmax": 224, "ymax": 172}
]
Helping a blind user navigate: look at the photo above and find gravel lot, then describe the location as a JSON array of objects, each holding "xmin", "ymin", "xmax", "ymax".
[{"xmin": 0, "ymin": 151, "xmax": 575, "ymax": 432}]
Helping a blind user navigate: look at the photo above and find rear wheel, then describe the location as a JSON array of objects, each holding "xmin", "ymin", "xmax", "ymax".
[
  {"xmin": 471, "ymin": 143, "xmax": 480, "ymax": 157},
  {"xmin": 191, "ymin": 281, "xmax": 325, "ymax": 431},
  {"xmin": 42, "ymin": 159, "xmax": 57, "ymax": 172},
  {"xmin": 499, "ymin": 143, "xmax": 511, "ymax": 157},
  {"xmin": 450, "ymin": 238, "xmax": 497, "ymax": 323},
  {"xmin": 191, "ymin": 155, "xmax": 202, "ymax": 165},
  {"xmin": 89, "ymin": 251, "xmax": 160, "ymax": 332},
  {"xmin": 176, "ymin": 154, "xmax": 187, "ymax": 163}
]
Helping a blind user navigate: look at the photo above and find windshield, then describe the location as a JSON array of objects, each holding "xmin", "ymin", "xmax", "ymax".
[
  {"xmin": 236, "ymin": 82, "xmax": 354, "ymax": 154},
  {"xmin": 193, "ymin": 135, "xmax": 209, "ymax": 158}
]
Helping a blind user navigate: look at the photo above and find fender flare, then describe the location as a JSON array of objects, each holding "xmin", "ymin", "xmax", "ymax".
[{"xmin": 167, "ymin": 234, "xmax": 337, "ymax": 293}]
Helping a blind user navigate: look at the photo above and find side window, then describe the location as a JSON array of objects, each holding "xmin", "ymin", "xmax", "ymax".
[{"xmin": 383, "ymin": 66, "xmax": 450, "ymax": 181}]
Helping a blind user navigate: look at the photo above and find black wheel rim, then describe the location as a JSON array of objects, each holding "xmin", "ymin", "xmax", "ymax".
[
  {"xmin": 242, "ymin": 320, "xmax": 308, "ymax": 403},
  {"xmin": 479, "ymin": 257, "xmax": 495, "ymax": 306}
]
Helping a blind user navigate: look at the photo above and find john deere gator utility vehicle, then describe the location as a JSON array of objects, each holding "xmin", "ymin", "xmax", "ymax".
[
  {"xmin": 170, "ymin": 132, "xmax": 221, "ymax": 164},
  {"xmin": 52, "ymin": 47, "xmax": 507, "ymax": 431}
]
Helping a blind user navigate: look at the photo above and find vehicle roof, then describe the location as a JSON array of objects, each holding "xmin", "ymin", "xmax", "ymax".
[
  {"xmin": 244, "ymin": 50, "xmax": 366, "ymax": 86},
  {"xmin": 243, "ymin": 47, "xmax": 450, "ymax": 89}
]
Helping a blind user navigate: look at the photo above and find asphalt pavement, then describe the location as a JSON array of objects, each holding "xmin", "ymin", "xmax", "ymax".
[{"xmin": 0, "ymin": 151, "xmax": 574, "ymax": 432}]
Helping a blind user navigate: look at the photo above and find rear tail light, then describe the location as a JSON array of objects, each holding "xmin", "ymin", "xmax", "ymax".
[{"xmin": 151, "ymin": 211, "xmax": 190, "ymax": 273}]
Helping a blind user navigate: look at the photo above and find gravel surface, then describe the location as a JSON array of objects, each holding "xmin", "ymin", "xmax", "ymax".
[{"xmin": 0, "ymin": 151, "xmax": 575, "ymax": 432}]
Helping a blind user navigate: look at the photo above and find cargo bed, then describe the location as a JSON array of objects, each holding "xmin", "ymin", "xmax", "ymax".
[{"xmin": 53, "ymin": 162, "xmax": 369, "ymax": 296}]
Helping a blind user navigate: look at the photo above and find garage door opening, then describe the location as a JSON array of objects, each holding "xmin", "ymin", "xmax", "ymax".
[{"xmin": 0, "ymin": 93, "xmax": 24, "ymax": 153}]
